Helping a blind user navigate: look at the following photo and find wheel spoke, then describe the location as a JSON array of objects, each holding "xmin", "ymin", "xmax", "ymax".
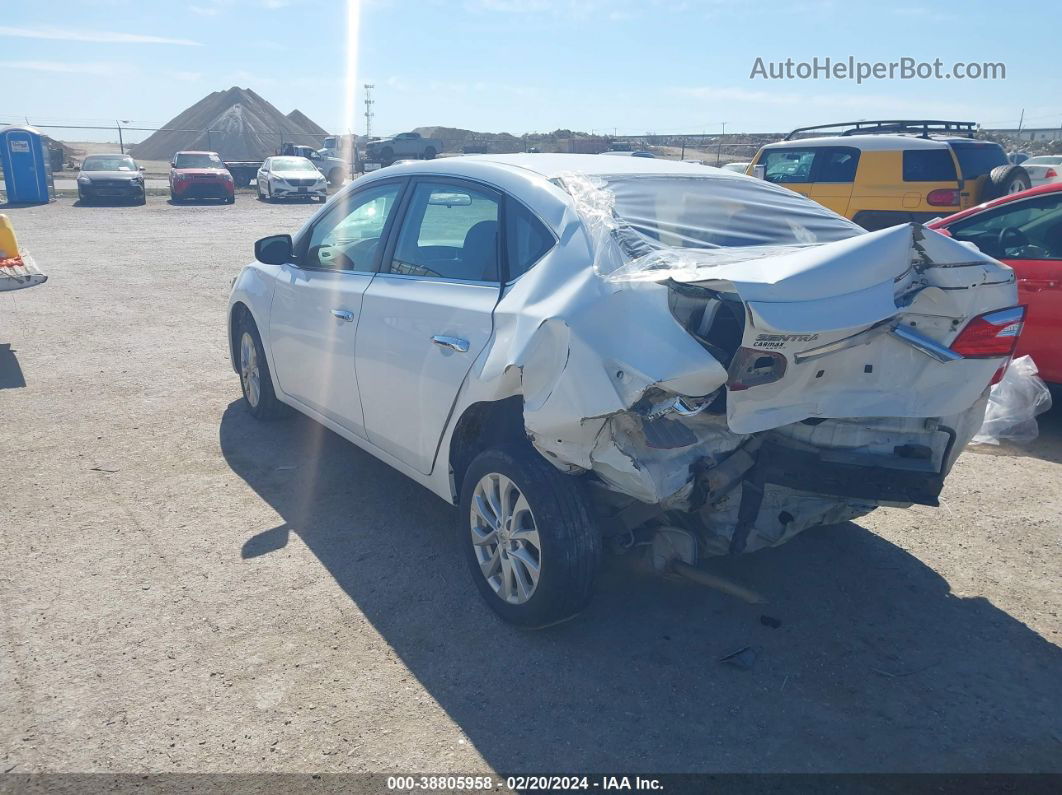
[
  {"xmin": 473, "ymin": 494, "xmax": 498, "ymax": 530},
  {"xmin": 480, "ymin": 546, "xmax": 501, "ymax": 580},
  {"xmin": 509, "ymin": 547, "xmax": 539, "ymax": 598},
  {"xmin": 471, "ymin": 525, "xmax": 497, "ymax": 547},
  {"xmin": 499, "ymin": 555, "xmax": 515, "ymax": 602}
]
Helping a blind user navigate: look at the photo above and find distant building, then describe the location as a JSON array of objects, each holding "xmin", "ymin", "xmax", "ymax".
[{"xmin": 986, "ymin": 128, "xmax": 1061, "ymax": 142}]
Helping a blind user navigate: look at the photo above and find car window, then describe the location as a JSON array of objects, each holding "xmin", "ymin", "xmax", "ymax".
[
  {"xmin": 174, "ymin": 153, "xmax": 224, "ymax": 169},
  {"xmin": 948, "ymin": 194, "xmax": 1062, "ymax": 260},
  {"xmin": 762, "ymin": 149, "xmax": 816, "ymax": 183},
  {"xmin": 949, "ymin": 142, "xmax": 1008, "ymax": 180},
  {"xmin": 390, "ymin": 182, "xmax": 500, "ymax": 281},
  {"xmin": 304, "ymin": 182, "xmax": 402, "ymax": 271},
  {"xmin": 82, "ymin": 156, "xmax": 137, "ymax": 171},
  {"xmin": 505, "ymin": 198, "xmax": 554, "ymax": 280},
  {"xmin": 272, "ymin": 157, "xmax": 316, "ymax": 171},
  {"xmin": 816, "ymin": 147, "xmax": 860, "ymax": 182},
  {"xmin": 903, "ymin": 150, "xmax": 957, "ymax": 182}
]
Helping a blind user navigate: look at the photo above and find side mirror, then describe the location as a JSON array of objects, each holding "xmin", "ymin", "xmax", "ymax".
[
  {"xmin": 255, "ymin": 234, "xmax": 294, "ymax": 265},
  {"xmin": 139, "ymin": 165, "xmax": 146, "ymax": 171},
  {"xmin": 751, "ymin": 164, "xmax": 766, "ymax": 180}
]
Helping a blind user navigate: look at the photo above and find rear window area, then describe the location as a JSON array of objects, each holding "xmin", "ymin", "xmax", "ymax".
[
  {"xmin": 600, "ymin": 174, "xmax": 863, "ymax": 251},
  {"xmin": 903, "ymin": 150, "xmax": 957, "ymax": 182},
  {"xmin": 950, "ymin": 142, "xmax": 1008, "ymax": 179}
]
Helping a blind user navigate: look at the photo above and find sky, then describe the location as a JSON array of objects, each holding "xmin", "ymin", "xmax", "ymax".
[{"xmin": 0, "ymin": 0, "xmax": 1059, "ymax": 144}]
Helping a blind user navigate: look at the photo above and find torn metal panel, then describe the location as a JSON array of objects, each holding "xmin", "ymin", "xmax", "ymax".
[{"xmin": 466, "ymin": 167, "xmax": 1018, "ymax": 556}]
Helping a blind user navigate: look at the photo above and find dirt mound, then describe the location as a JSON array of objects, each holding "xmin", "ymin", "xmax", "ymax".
[
  {"xmin": 287, "ymin": 109, "xmax": 329, "ymax": 138},
  {"xmin": 132, "ymin": 87, "xmax": 328, "ymax": 162}
]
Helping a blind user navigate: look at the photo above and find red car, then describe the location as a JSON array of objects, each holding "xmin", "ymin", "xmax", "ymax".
[
  {"xmin": 169, "ymin": 150, "xmax": 235, "ymax": 203},
  {"xmin": 928, "ymin": 182, "xmax": 1062, "ymax": 386}
]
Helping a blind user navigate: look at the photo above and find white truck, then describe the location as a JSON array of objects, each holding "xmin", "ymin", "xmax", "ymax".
[{"xmin": 362, "ymin": 132, "xmax": 443, "ymax": 166}]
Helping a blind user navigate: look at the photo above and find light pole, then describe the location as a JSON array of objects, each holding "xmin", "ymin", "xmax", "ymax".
[
  {"xmin": 116, "ymin": 120, "xmax": 131, "ymax": 154},
  {"xmin": 716, "ymin": 121, "xmax": 726, "ymax": 166}
]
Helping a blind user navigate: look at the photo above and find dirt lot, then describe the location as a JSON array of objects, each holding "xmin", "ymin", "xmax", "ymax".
[{"xmin": 1, "ymin": 195, "xmax": 1059, "ymax": 775}]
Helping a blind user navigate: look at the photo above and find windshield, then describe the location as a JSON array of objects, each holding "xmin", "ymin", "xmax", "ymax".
[
  {"xmin": 1024, "ymin": 156, "xmax": 1062, "ymax": 166},
  {"xmin": 174, "ymin": 153, "xmax": 224, "ymax": 169},
  {"xmin": 82, "ymin": 155, "xmax": 137, "ymax": 172},
  {"xmin": 600, "ymin": 175, "xmax": 863, "ymax": 252},
  {"xmin": 949, "ymin": 142, "xmax": 1008, "ymax": 179},
  {"xmin": 271, "ymin": 157, "xmax": 316, "ymax": 171}
]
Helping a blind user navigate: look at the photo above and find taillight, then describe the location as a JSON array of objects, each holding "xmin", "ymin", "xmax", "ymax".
[
  {"xmin": 927, "ymin": 189, "xmax": 960, "ymax": 206},
  {"xmin": 1045, "ymin": 168, "xmax": 1058, "ymax": 179},
  {"xmin": 727, "ymin": 347, "xmax": 787, "ymax": 391},
  {"xmin": 950, "ymin": 306, "xmax": 1025, "ymax": 358}
]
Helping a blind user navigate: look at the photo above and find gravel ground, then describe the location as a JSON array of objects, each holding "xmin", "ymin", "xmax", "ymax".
[{"xmin": 1, "ymin": 195, "xmax": 1059, "ymax": 775}]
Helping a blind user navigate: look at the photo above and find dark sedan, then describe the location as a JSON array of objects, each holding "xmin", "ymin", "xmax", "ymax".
[{"xmin": 76, "ymin": 154, "xmax": 146, "ymax": 205}]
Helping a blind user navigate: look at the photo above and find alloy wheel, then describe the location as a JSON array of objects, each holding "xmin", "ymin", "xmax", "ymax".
[
  {"xmin": 470, "ymin": 472, "xmax": 542, "ymax": 604},
  {"xmin": 239, "ymin": 331, "xmax": 261, "ymax": 408}
]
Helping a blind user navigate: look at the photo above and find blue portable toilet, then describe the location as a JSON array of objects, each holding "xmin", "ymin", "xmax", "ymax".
[{"xmin": 0, "ymin": 125, "xmax": 52, "ymax": 204}]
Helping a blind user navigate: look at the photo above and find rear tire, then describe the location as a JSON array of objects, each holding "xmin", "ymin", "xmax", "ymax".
[
  {"xmin": 328, "ymin": 168, "xmax": 345, "ymax": 186},
  {"xmin": 458, "ymin": 447, "xmax": 601, "ymax": 628},
  {"xmin": 236, "ymin": 315, "xmax": 289, "ymax": 420},
  {"xmin": 423, "ymin": 147, "xmax": 437, "ymax": 160},
  {"xmin": 984, "ymin": 165, "xmax": 1031, "ymax": 201}
]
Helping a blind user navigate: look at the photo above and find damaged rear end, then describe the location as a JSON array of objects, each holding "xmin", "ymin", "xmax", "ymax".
[{"xmin": 520, "ymin": 172, "xmax": 1020, "ymax": 556}]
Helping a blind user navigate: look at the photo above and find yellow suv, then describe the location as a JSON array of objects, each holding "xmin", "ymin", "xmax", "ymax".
[{"xmin": 747, "ymin": 120, "xmax": 1032, "ymax": 230}]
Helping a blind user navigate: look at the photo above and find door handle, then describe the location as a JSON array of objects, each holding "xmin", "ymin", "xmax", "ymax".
[
  {"xmin": 331, "ymin": 309, "xmax": 354, "ymax": 322},
  {"xmin": 431, "ymin": 335, "xmax": 469, "ymax": 353}
]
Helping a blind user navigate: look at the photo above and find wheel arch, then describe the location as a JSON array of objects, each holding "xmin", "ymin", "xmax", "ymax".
[{"xmin": 447, "ymin": 395, "xmax": 528, "ymax": 502}]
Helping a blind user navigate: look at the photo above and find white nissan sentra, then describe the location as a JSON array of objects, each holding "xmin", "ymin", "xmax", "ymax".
[{"xmin": 228, "ymin": 154, "xmax": 1022, "ymax": 627}]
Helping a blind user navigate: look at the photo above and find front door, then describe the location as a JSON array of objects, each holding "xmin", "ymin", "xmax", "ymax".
[
  {"xmin": 945, "ymin": 191, "xmax": 1062, "ymax": 384},
  {"xmin": 760, "ymin": 146, "xmax": 817, "ymax": 200},
  {"xmin": 356, "ymin": 178, "xmax": 503, "ymax": 473},
  {"xmin": 268, "ymin": 180, "xmax": 405, "ymax": 436}
]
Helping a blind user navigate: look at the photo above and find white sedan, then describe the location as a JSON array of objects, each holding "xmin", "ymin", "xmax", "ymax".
[
  {"xmin": 229, "ymin": 154, "xmax": 1020, "ymax": 626},
  {"xmin": 256, "ymin": 156, "xmax": 327, "ymax": 202},
  {"xmin": 1020, "ymin": 155, "xmax": 1062, "ymax": 187}
]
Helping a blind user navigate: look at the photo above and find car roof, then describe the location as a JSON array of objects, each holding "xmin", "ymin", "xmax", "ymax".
[
  {"xmin": 762, "ymin": 134, "xmax": 953, "ymax": 151},
  {"xmin": 174, "ymin": 150, "xmax": 218, "ymax": 155},
  {"xmin": 380, "ymin": 153, "xmax": 731, "ymax": 179},
  {"xmin": 84, "ymin": 152, "xmax": 132, "ymax": 158},
  {"xmin": 928, "ymin": 181, "xmax": 1062, "ymax": 227}
]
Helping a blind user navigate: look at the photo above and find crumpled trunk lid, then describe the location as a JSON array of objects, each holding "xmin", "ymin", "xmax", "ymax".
[{"xmin": 648, "ymin": 224, "xmax": 1018, "ymax": 434}]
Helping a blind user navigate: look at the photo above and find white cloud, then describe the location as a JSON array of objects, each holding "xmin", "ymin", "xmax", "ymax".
[
  {"xmin": 189, "ymin": 4, "xmax": 222, "ymax": 15},
  {"xmin": 169, "ymin": 70, "xmax": 204, "ymax": 81},
  {"xmin": 0, "ymin": 25, "xmax": 201, "ymax": 46},
  {"xmin": 0, "ymin": 60, "xmax": 115, "ymax": 75}
]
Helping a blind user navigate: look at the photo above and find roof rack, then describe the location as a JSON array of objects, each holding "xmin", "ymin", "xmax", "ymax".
[{"xmin": 784, "ymin": 120, "xmax": 978, "ymax": 141}]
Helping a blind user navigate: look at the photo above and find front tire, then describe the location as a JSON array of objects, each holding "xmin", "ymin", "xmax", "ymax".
[
  {"xmin": 459, "ymin": 447, "xmax": 601, "ymax": 628},
  {"xmin": 237, "ymin": 315, "xmax": 288, "ymax": 420}
]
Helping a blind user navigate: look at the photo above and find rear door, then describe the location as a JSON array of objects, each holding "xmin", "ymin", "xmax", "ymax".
[
  {"xmin": 945, "ymin": 192, "xmax": 1062, "ymax": 383},
  {"xmin": 808, "ymin": 146, "xmax": 860, "ymax": 216},
  {"xmin": 355, "ymin": 177, "xmax": 503, "ymax": 473}
]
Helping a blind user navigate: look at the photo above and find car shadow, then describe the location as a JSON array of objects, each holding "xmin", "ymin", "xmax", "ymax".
[
  {"xmin": 219, "ymin": 402, "xmax": 1061, "ymax": 773},
  {"xmin": 0, "ymin": 343, "xmax": 26, "ymax": 389}
]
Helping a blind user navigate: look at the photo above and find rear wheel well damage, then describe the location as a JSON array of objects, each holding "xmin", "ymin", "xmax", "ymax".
[
  {"xmin": 229, "ymin": 302, "xmax": 252, "ymax": 374},
  {"xmin": 448, "ymin": 396, "xmax": 529, "ymax": 500}
]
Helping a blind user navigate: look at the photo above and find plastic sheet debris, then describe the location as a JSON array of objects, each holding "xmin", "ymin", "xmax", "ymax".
[
  {"xmin": 719, "ymin": 646, "xmax": 758, "ymax": 670},
  {"xmin": 972, "ymin": 356, "xmax": 1053, "ymax": 445}
]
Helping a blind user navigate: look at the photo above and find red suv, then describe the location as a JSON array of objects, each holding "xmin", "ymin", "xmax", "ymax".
[{"xmin": 170, "ymin": 151, "xmax": 235, "ymax": 203}]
